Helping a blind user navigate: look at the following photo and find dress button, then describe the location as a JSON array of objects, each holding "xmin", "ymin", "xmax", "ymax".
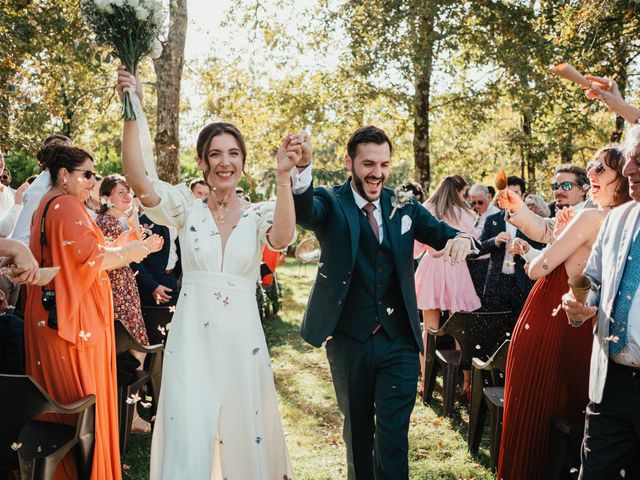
[{"xmin": 337, "ymin": 299, "xmax": 343, "ymax": 305}]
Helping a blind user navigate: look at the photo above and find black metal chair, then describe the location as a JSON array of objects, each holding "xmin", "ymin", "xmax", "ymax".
[
  {"xmin": 468, "ymin": 339, "xmax": 510, "ymax": 454},
  {"xmin": 141, "ymin": 306, "xmax": 174, "ymax": 346},
  {"xmin": 114, "ymin": 320, "xmax": 164, "ymax": 455},
  {"xmin": 483, "ymin": 386, "xmax": 505, "ymax": 472},
  {"xmin": 0, "ymin": 374, "xmax": 95, "ymax": 480},
  {"xmin": 422, "ymin": 312, "xmax": 472, "ymax": 417},
  {"xmin": 547, "ymin": 416, "xmax": 582, "ymax": 480}
]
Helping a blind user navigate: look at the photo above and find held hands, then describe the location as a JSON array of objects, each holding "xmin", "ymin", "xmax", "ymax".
[
  {"xmin": 497, "ymin": 189, "xmax": 523, "ymax": 213},
  {"xmin": 562, "ymin": 291, "xmax": 597, "ymax": 325},
  {"xmin": 431, "ymin": 237, "xmax": 473, "ymax": 265},
  {"xmin": 116, "ymin": 65, "xmax": 143, "ymax": 103},
  {"xmin": 288, "ymin": 132, "xmax": 312, "ymax": 167},
  {"xmin": 275, "ymin": 134, "xmax": 304, "ymax": 175}
]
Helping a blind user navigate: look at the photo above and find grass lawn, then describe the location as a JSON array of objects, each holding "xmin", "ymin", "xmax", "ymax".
[{"xmin": 123, "ymin": 262, "xmax": 495, "ymax": 479}]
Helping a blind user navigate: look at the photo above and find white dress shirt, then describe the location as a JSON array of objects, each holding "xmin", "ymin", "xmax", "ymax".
[
  {"xmin": 12, "ymin": 170, "xmax": 50, "ymax": 244},
  {"xmin": 500, "ymin": 221, "xmax": 517, "ymax": 274},
  {"xmin": 291, "ymin": 165, "xmax": 384, "ymax": 242},
  {"xmin": 475, "ymin": 204, "xmax": 500, "ymax": 239}
]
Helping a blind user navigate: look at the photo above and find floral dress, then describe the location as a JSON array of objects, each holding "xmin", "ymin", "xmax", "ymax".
[{"xmin": 96, "ymin": 213, "xmax": 149, "ymax": 346}]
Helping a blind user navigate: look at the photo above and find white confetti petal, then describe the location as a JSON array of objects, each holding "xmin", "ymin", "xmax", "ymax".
[{"xmin": 10, "ymin": 442, "xmax": 21, "ymax": 451}]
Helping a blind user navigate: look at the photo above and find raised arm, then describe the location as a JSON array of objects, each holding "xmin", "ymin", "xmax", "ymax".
[
  {"xmin": 267, "ymin": 135, "xmax": 302, "ymax": 249},
  {"xmin": 585, "ymin": 75, "xmax": 640, "ymax": 124},
  {"xmin": 527, "ymin": 209, "xmax": 602, "ymax": 280},
  {"xmin": 116, "ymin": 66, "xmax": 160, "ymax": 208},
  {"xmin": 498, "ymin": 189, "xmax": 555, "ymax": 244}
]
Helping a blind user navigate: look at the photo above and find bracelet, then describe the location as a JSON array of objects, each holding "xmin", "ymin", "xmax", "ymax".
[{"xmin": 276, "ymin": 181, "xmax": 291, "ymax": 188}]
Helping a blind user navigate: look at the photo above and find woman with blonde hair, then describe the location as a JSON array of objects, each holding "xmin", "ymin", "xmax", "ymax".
[{"xmin": 414, "ymin": 175, "xmax": 481, "ymax": 397}]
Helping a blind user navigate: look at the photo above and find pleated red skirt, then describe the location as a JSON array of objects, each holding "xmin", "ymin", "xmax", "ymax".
[{"xmin": 497, "ymin": 266, "xmax": 593, "ymax": 480}]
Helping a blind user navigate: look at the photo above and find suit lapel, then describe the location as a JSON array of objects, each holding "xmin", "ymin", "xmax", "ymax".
[
  {"xmin": 613, "ymin": 203, "xmax": 640, "ymax": 296},
  {"xmin": 337, "ymin": 180, "xmax": 361, "ymax": 264},
  {"xmin": 380, "ymin": 189, "xmax": 403, "ymax": 272}
]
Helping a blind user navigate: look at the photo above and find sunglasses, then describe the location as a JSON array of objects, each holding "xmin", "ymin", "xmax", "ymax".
[
  {"xmin": 551, "ymin": 181, "xmax": 579, "ymax": 191},
  {"xmin": 470, "ymin": 200, "xmax": 485, "ymax": 206},
  {"xmin": 587, "ymin": 162, "xmax": 606, "ymax": 175},
  {"xmin": 71, "ymin": 169, "xmax": 97, "ymax": 180}
]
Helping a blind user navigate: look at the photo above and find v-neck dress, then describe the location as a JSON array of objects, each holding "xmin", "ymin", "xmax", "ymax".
[{"xmin": 145, "ymin": 180, "xmax": 294, "ymax": 480}]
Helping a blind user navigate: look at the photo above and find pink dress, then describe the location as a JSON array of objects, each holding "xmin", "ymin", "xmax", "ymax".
[{"xmin": 414, "ymin": 204, "xmax": 481, "ymax": 313}]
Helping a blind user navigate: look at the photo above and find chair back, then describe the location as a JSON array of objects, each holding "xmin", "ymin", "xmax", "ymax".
[
  {"xmin": 438, "ymin": 312, "xmax": 473, "ymax": 366},
  {"xmin": 485, "ymin": 339, "xmax": 510, "ymax": 387},
  {"xmin": 0, "ymin": 375, "xmax": 62, "ymax": 468},
  {"xmin": 467, "ymin": 310, "xmax": 515, "ymax": 362},
  {"xmin": 141, "ymin": 306, "xmax": 174, "ymax": 345},
  {"xmin": 114, "ymin": 321, "xmax": 146, "ymax": 354}
]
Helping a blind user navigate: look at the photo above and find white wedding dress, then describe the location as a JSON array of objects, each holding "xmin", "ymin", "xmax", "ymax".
[{"xmin": 145, "ymin": 180, "xmax": 294, "ymax": 480}]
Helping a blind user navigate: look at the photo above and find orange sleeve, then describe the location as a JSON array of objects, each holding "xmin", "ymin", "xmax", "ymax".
[{"xmin": 45, "ymin": 196, "xmax": 111, "ymax": 349}]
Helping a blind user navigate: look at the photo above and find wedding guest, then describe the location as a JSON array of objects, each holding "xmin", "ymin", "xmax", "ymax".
[
  {"xmin": 414, "ymin": 175, "xmax": 481, "ymax": 398},
  {"xmin": 0, "ymin": 180, "xmax": 29, "ymax": 238},
  {"xmin": 500, "ymin": 164, "xmax": 590, "ymax": 244},
  {"xmin": 118, "ymin": 66, "xmax": 298, "ymax": 479},
  {"xmin": 24, "ymin": 144, "xmax": 155, "ymax": 479},
  {"xmin": 480, "ymin": 176, "xmax": 544, "ymax": 315},
  {"xmin": 132, "ymin": 212, "xmax": 181, "ymax": 307},
  {"xmin": 562, "ymin": 76, "xmax": 640, "ymax": 480},
  {"xmin": 96, "ymin": 174, "xmax": 156, "ymax": 346},
  {"xmin": 467, "ymin": 183, "xmax": 500, "ymax": 297},
  {"xmin": 12, "ymin": 134, "xmax": 73, "ymax": 245},
  {"xmin": 400, "ymin": 180, "xmax": 426, "ymax": 203},
  {"xmin": 290, "ymin": 126, "xmax": 476, "ymax": 479},
  {"xmin": 189, "ymin": 178, "xmax": 210, "ymax": 200},
  {"xmin": 1, "ymin": 168, "xmax": 13, "ymax": 189},
  {"xmin": 498, "ymin": 145, "xmax": 631, "ymax": 480},
  {"xmin": 525, "ymin": 194, "xmax": 551, "ymax": 217},
  {"xmin": 0, "ymin": 149, "xmax": 14, "ymax": 217}
]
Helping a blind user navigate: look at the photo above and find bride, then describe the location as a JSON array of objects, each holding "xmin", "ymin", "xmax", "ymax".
[{"xmin": 117, "ymin": 66, "xmax": 299, "ymax": 479}]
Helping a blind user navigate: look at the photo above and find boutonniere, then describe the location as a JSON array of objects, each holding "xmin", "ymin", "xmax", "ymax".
[{"xmin": 390, "ymin": 186, "xmax": 415, "ymax": 219}]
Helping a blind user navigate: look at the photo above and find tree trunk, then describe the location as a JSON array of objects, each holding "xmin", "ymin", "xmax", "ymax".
[
  {"xmin": 522, "ymin": 112, "xmax": 536, "ymax": 193},
  {"xmin": 152, "ymin": 0, "xmax": 188, "ymax": 184},
  {"xmin": 412, "ymin": 2, "xmax": 436, "ymax": 193}
]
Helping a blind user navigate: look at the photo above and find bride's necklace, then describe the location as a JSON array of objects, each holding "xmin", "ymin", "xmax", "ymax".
[{"xmin": 211, "ymin": 192, "xmax": 232, "ymax": 224}]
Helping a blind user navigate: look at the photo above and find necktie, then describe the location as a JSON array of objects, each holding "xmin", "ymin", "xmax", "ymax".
[
  {"xmin": 609, "ymin": 233, "xmax": 640, "ymax": 356},
  {"xmin": 362, "ymin": 203, "xmax": 379, "ymax": 242}
]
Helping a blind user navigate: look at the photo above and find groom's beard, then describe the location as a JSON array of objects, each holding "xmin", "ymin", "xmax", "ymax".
[{"xmin": 352, "ymin": 172, "xmax": 386, "ymax": 202}]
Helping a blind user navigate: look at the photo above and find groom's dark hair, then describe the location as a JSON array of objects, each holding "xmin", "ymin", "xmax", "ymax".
[{"xmin": 347, "ymin": 125, "xmax": 393, "ymax": 160}]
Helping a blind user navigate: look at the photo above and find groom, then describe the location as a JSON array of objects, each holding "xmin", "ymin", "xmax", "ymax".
[{"xmin": 289, "ymin": 126, "xmax": 475, "ymax": 479}]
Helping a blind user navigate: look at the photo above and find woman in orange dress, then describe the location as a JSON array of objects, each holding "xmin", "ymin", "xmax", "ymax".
[{"xmin": 24, "ymin": 144, "xmax": 156, "ymax": 479}]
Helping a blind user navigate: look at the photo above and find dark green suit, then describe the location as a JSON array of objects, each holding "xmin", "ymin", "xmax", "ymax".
[{"xmin": 294, "ymin": 180, "xmax": 460, "ymax": 479}]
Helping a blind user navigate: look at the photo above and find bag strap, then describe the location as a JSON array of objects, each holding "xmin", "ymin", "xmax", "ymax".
[{"xmin": 39, "ymin": 194, "xmax": 64, "ymax": 268}]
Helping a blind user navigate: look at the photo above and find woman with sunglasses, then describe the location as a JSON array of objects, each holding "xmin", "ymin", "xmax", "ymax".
[
  {"xmin": 497, "ymin": 145, "xmax": 631, "ymax": 480},
  {"xmin": 24, "ymin": 145, "xmax": 158, "ymax": 479},
  {"xmin": 117, "ymin": 66, "xmax": 298, "ymax": 479}
]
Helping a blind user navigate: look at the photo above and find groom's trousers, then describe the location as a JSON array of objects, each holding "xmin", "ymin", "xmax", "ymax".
[{"xmin": 326, "ymin": 327, "xmax": 419, "ymax": 480}]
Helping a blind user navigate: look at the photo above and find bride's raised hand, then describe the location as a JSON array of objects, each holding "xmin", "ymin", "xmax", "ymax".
[
  {"xmin": 116, "ymin": 65, "xmax": 143, "ymax": 102},
  {"xmin": 289, "ymin": 132, "xmax": 312, "ymax": 167},
  {"xmin": 276, "ymin": 134, "xmax": 303, "ymax": 174}
]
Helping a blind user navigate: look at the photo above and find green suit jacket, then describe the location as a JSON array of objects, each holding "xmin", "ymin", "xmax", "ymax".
[{"xmin": 294, "ymin": 180, "xmax": 461, "ymax": 351}]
